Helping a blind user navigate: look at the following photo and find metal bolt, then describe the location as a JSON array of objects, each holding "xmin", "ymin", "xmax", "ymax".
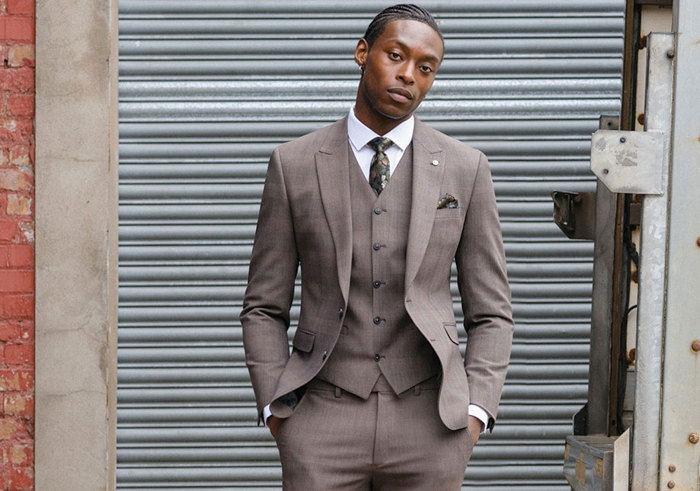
[
  {"xmin": 620, "ymin": 136, "xmax": 626, "ymax": 143},
  {"xmin": 666, "ymin": 49, "xmax": 675, "ymax": 59},
  {"xmin": 603, "ymin": 169, "xmax": 609, "ymax": 175},
  {"xmin": 668, "ymin": 464, "xmax": 676, "ymax": 472},
  {"xmin": 668, "ymin": 481, "xmax": 675, "ymax": 489},
  {"xmin": 692, "ymin": 340, "xmax": 700, "ymax": 352},
  {"xmin": 696, "ymin": 237, "xmax": 700, "ymax": 247},
  {"xmin": 689, "ymin": 433, "xmax": 699, "ymax": 444},
  {"xmin": 637, "ymin": 113, "xmax": 645, "ymax": 125}
]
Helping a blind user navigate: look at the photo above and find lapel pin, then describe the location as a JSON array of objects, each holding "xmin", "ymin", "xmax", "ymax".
[{"xmin": 431, "ymin": 160, "xmax": 439, "ymax": 166}]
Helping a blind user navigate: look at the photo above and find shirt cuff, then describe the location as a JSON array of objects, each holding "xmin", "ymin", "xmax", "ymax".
[
  {"xmin": 262, "ymin": 404, "xmax": 272, "ymax": 426},
  {"xmin": 468, "ymin": 404, "xmax": 489, "ymax": 433}
]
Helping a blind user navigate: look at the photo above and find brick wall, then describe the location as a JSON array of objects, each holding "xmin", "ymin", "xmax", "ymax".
[{"xmin": 0, "ymin": 0, "xmax": 34, "ymax": 489}]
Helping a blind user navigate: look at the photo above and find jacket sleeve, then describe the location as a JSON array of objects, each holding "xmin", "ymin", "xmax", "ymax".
[
  {"xmin": 455, "ymin": 151, "xmax": 514, "ymax": 430},
  {"xmin": 240, "ymin": 147, "xmax": 299, "ymax": 420}
]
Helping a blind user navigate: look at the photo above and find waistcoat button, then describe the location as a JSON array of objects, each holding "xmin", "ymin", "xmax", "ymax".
[
  {"xmin": 373, "ymin": 280, "xmax": 381, "ymax": 288},
  {"xmin": 373, "ymin": 316, "xmax": 381, "ymax": 325},
  {"xmin": 338, "ymin": 307, "xmax": 344, "ymax": 318},
  {"xmin": 372, "ymin": 242, "xmax": 381, "ymax": 251},
  {"xmin": 373, "ymin": 207, "xmax": 383, "ymax": 215},
  {"xmin": 374, "ymin": 354, "xmax": 381, "ymax": 362}
]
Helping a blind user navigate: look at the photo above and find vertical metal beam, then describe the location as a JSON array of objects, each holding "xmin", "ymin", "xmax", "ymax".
[
  {"xmin": 586, "ymin": 179, "xmax": 617, "ymax": 435},
  {"xmin": 630, "ymin": 32, "xmax": 675, "ymax": 491},
  {"xmin": 658, "ymin": 0, "xmax": 700, "ymax": 489}
]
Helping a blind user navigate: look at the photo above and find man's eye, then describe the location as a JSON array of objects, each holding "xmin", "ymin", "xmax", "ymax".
[
  {"xmin": 420, "ymin": 65, "xmax": 433, "ymax": 73},
  {"xmin": 389, "ymin": 52, "xmax": 401, "ymax": 60}
]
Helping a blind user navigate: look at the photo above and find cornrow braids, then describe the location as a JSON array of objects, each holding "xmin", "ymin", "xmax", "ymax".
[{"xmin": 363, "ymin": 4, "xmax": 443, "ymax": 49}]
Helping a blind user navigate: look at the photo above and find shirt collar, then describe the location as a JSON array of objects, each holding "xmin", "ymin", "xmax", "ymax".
[{"xmin": 347, "ymin": 106, "xmax": 414, "ymax": 152}]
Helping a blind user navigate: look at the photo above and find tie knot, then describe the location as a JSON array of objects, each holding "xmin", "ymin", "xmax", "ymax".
[{"xmin": 369, "ymin": 137, "xmax": 393, "ymax": 153}]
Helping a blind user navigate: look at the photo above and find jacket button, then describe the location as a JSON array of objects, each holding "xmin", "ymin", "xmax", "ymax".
[
  {"xmin": 373, "ymin": 242, "xmax": 381, "ymax": 251},
  {"xmin": 373, "ymin": 207, "xmax": 383, "ymax": 215},
  {"xmin": 373, "ymin": 316, "xmax": 381, "ymax": 325},
  {"xmin": 374, "ymin": 354, "xmax": 381, "ymax": 362},
  {"xmin": 373, "ymin": 280, "xmax": 381, "ymax": 288},
  {"xmin": 338, "ymin": 307, "xmax": 344, "ymax": 318},
  {"xmin": 322, "ymin": 350, "xmax": 328, "ymax": 361}
]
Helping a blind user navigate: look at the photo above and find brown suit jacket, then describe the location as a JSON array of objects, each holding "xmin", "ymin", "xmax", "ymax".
[{"xmin": 240, "ymin": 117, "xmax": 514, "ymax": 431}]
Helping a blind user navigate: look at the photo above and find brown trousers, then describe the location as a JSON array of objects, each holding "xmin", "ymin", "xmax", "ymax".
[{"xmin": 275, "ymin": 376, "xmax": 474, "ymax": 490}]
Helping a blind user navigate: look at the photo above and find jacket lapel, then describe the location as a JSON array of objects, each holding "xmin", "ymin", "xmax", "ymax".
[
  {"xmin": 315, "ymin": 118, "xmax": 353, "ymax": 303},
  {"xmin": 405, "ymin": 119, "xmax": 446, "ymax": 289}
]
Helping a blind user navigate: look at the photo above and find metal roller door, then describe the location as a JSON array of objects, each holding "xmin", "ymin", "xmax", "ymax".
[{"xmin": 117, "ymin": 1, "xmax": 624, "ymax": 488}]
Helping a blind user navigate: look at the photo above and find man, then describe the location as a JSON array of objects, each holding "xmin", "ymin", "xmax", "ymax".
[{"xmin": 241, "ymin": 4, "xmax": 513, "ymax": 489}]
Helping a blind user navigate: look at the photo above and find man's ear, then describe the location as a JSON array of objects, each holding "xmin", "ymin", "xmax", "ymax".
[{"xmin": 354, "ymin": 38, "xmax": 369, "ymax": 69}]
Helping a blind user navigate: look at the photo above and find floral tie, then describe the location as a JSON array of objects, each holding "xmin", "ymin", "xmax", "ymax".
[{"xmin": 368, "ymin": 137, "xmax": 393, "ymax": 195}]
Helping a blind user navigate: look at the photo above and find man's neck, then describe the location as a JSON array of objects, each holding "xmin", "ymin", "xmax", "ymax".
[{"xmin": 352, "ymin": 105, "xmax": 412, "ymax": 136}]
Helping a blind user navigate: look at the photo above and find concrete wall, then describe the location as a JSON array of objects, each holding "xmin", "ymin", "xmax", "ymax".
[{"xmin": 35, "ymin": 0, "xmax": 118, "ymax": 488}]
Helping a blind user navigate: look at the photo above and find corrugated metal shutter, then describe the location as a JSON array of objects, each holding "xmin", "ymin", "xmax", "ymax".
[{"xmin": 117, "ymin": 1, "xmax": 623, "ymax": 488}]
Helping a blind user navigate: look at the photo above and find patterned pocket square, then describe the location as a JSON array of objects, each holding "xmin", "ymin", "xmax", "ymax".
[{"xmin": 437, "ymin": 193, "xmax": 459, "ymax": 209}]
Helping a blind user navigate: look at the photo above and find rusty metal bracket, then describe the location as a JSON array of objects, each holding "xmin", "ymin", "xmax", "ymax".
[
  {"xmin": 551, "ymin": 191, "xmax": 596, "ymax": 240},
  {"xmin": 590, "ymin": 130, "xmax": 665, "ymax": 195}
]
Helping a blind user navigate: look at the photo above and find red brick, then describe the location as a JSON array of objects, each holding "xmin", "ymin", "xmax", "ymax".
[
  {"xmin": 0, "ymin": 369, "xmax": 33, "ymax": 391},
  {"xmin": 6, "ymin": 0, "xmax": 33, "ymax": 15},
  {"xmin": 0, "ymin": 67, "xmax": 34, "ymax": 92},
  {"xmin": 0, "ymin": 419, "xmax": 18, "ymax": 440},
  {"xmin": 5, "ymin": 195, "xmax": 31, "ymax": 215},
  {"xmin": 4, "ymin": 16, "xmax": 33, "ymax": 42},
  {"xmin": 16, "ymin": 221, "xmax": 32, "ymax": 244},
  {"xmin": 0, "ymin": 294, "xmax": 33, "ymax": 318},
  {"xmin": 0, "ymin": 168, "xmax": 31, "ymax": 192},
  {"xmin": 0, "ymin": 323, "xmax": 20, "ymax": 342},
  {"xmin": 3, "ymin": 393, "xmax": 32, "ymax": 418},
  {"xmin": 8, "ymin": 464, "xmax": 32, "ymax": 490},
  {"xmin": 18, "ymin": 321, "xmax": 31, "ymax": 341},
  {"xmin": 0, "ymin": 221, "xmax": 17, "ymax": 242},
  {"xmin": 8, "ymin": 444, "xmax": 32, "ymax": 466},
  {"xmin": 0, "ymin": 270, "xmax": 32, "ymax": 293},
  {"xmin": 0, "ymin": 269, "xmax": 34, "ymax": 293},
  {"xmin": 6, "ymin": 94, "xmax": 33, "ymax": 118},
  {"xmin": 0, "ymin": 245, "xmax": 33, "ymax": 267},
  {"xmin": 7, "ymin": 143, "xmax": 31, "ymax": 166},
  {"xmin": 6, "ymin": 44, "xmax": 34, "ymax": 68},
  {"xmin": 3, "ymin": 344, "xmax": 32, "ymax": 365},
  {"xmin": 0, "ymin": 120, "xmax": 32, "ymax": 145}
]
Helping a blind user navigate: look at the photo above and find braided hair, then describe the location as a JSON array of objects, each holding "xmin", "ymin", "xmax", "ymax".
[{"xmin": 363, "ymin": 4, "xmax": 443, "ymax": 49}]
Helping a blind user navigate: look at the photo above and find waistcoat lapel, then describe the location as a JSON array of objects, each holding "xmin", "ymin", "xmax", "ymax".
[
  {"xmin": 315, "ymin": 118, "xmax": 353, "ymax": 303},
  {"xmin": 405, "ymin": 119, "xmax": 446, "ymax": 289}
]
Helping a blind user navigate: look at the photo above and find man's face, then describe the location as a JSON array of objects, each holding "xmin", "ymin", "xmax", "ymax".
[{"xmin": 354, "ymin": 19, "xmax": 443, "ymax": 134}]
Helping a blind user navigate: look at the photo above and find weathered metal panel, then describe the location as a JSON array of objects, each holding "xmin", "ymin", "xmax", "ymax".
[
  {"xmin": 658, "ymin": 0, "xmax": 700, "ymax": 487},
  {"xmin": 117, "ymin": 1, "xmax": 624, "ymax": 488}
]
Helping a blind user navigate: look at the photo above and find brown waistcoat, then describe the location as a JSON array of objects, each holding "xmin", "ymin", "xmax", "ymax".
[{"xmin": 316, "ymin": 143, "xmax": 440, "ymax": 399}]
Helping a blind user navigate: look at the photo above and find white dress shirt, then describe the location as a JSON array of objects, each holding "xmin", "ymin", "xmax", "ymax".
[
  {"xmin": 347, "ymin": 105, "xmax": 414, "ymax": 179},
  {"xmin": 264, "ymin": 107, "xmax": 489, "ymax": 433}
]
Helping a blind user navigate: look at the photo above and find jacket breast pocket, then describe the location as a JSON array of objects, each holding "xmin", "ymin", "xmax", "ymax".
[
  {"xmin": 434, "ymin": 208, "xmax": 462, "ymax": 220},
  {"xmin": 292, "ymin": 329, "xmax": 315, "ymax": 353}
]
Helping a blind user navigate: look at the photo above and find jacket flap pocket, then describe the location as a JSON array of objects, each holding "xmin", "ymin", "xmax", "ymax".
[
  {"xmin": 443, "ymin": 323, "xmax": 459, "ymax": 345},
  {"xmin": 293, "ymin": 329, "xmax": 315, "ymax": 353}
]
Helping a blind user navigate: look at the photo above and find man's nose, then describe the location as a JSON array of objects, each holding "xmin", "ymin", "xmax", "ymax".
[{"xmin": 397, "ymin": 62, "xmax": 415, "ymax": 84}]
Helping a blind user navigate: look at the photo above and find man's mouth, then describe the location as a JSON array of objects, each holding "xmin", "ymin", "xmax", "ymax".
[{"xmin": 387, "ymin": 88, "xmax": 413, "ymax": 103}]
